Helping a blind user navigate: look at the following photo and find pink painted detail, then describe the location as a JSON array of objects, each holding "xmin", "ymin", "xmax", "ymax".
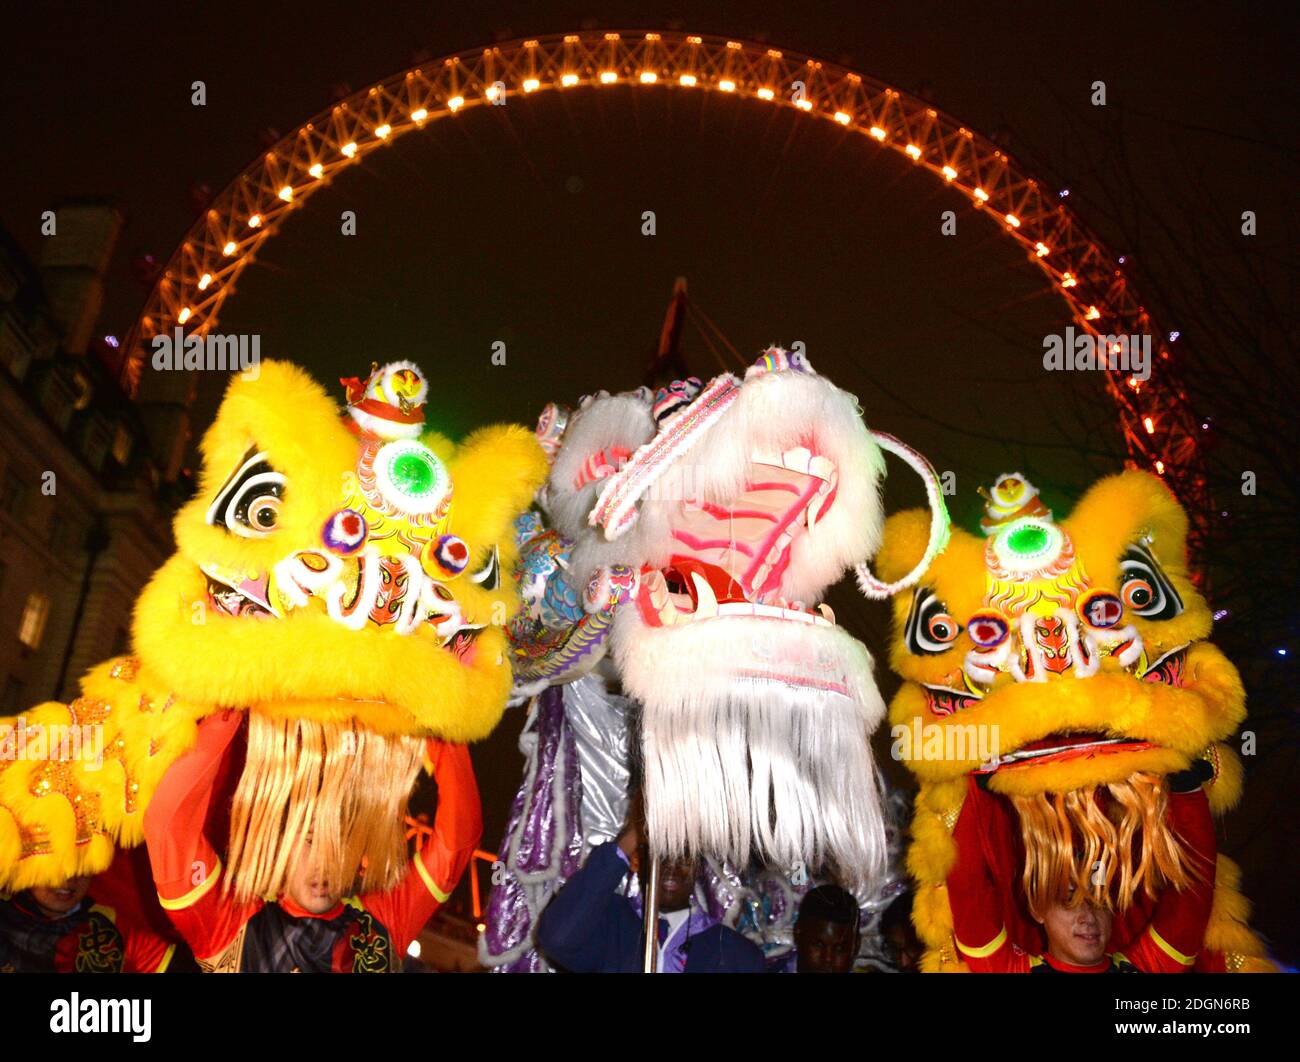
[
  {"xmin": 695, "ymin": 500, "xmax": 778, "ymax": 522},
  {"xmin": 670, "ymin": 530, "xmax": 755, "ymax": 556},
  {"xmin": 729, "ymin": 669, "xmax": 851, "ymax": 697},
  {"xmin": 743, "ymin": 472, "xmax": 829, "ymax": 598}
]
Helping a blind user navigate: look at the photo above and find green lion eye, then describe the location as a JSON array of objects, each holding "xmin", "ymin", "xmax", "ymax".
[
  {"xmin": 1006, "ymin": 524, "xmax": 1049, "ymax": 556},
  {"xmin": 375, "ymin": 441, "xmax": 449, "ymax": 514}
]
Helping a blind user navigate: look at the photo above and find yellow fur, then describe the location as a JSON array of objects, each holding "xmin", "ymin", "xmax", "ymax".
[
  {"xmin": 0, "ymin": 361, "xmax": 546, "ymax": 889},
  {"xmin": 879, "ymin": 470, "xmax": 1271, "ymax": 970}
]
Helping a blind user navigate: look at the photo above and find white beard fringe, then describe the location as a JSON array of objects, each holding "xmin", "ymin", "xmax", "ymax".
[{"xmin": 614, "ymin": 610, "xmax": 889, "ymax": 895}]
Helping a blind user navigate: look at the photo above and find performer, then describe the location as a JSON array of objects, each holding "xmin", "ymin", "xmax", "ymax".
[
  {"xmin": 872, "ymin": 470, "xmax": 1276, "ymax": 971},
  {"xmin": 0, "ymin": 873, "xmax": 178, "ymax": 973},
  {"xmin": 535, "ymin": 815, "xmax": 764, "ymax": 973},
  {"xmin": 0, "ymin": 359, "xmax": 545, "ymax": 937},
  {"xmin": 143, "ymin": 709, "xmax": 481, "ymax": 972},
  {"xmin": 948, "ymin": 767, "xmax": 1216, "ymax": 973},
  {"xmin": 792, "ymin": 885, "xmax": 862, "ymax": 974}
]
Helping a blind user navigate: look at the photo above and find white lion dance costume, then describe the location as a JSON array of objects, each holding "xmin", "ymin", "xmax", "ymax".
[{"xmin": 485, "ymin": 348, "xmax": 948, "ymax": 964}]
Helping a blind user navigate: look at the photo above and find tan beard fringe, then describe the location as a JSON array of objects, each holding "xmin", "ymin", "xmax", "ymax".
[
  {"xmin": 223, "ymin": 714, "xmax": 425, "ymax": 905},
  {"xmin": 1010, "ymin": 772, "xmax": 1196, "ymax": 920}
]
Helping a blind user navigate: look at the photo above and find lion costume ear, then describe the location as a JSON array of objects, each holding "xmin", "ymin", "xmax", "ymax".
[
  {"xmin": 1063, "ymin": 469, "xmax": 1190, "ymax": 579},
  {"xmin": 875, "ymin": 509, "xmax": 936, "ymax": 588},
  {"xmin": 1063, "ymin": 468, "xmax": 1211, "ymax": 648},
  {"xmin": 174, "ymin": 361, "xmax": 358, "ymax": 568},
  {"xmin": 442, "ymin": 424, "xmax": 549, "ymax": 548}
]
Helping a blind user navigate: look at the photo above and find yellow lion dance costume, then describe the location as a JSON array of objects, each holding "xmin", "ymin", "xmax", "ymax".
[
  {"xmin": 0, "ymin": 359, "xmax": 546, "ymax": 900},
  {"xmin": 874, "ymin": 470, "xmax": 1274, "ymax": 972}
]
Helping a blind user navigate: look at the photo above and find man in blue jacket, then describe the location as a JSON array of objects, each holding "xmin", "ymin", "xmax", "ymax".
[{"xmin": 536, "ymin": 818, "xmax": 765, "ymax": 973}]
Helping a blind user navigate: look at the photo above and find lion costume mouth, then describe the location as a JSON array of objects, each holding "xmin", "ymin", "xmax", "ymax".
[
  {"xmin": 201, "ymin": 547, "xmax": 488, "ymax": 653},
  {"xmin": 975, "ymin": 732, "xmax": 1157, "ymax": 773},
  {"xmin": 632, "ymin": 443, "xmax": 840, "ymax": 629}
]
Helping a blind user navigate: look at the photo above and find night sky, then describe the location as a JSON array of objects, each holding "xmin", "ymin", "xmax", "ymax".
[{"xmin": 3, "ymin": 1, "xmax": 1294, "ymax": 956}]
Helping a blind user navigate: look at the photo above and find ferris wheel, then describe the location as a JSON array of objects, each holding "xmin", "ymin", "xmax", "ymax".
[{"xmin": 118, "ymin": 29, "xmax": 1206, "ymax": 548}]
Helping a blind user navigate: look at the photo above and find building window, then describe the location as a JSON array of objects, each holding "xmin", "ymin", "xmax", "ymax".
[
  {"xmin": 40, "ymin": 373, "xmax": 75, "ymax": 431},
  {"xmin": 0, "ymin": 468, "xmax": 25, "ymax": 516},
  {"xmin": 111, "ymin": 423, "xmax": 133, "ymax": 466},
  {"xmin": 0, "ymin": 316, "xmax": 33, "ymax": 380},
  {"xmin": 18, "ymin": 592, "xmax": 49, "ymax": 649},
  {"xmin": 81, "ymin": 416, "xmax": 113, "ymax": 472}
]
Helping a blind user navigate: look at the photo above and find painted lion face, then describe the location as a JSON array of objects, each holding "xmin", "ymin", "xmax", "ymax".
[
  {"xmin": 133, "ymin": 360, "xmax": 548, "ymax": 741},
  {"xmin": 876, "ymin": 470, "xmax": 1245, "ymax": 798}
]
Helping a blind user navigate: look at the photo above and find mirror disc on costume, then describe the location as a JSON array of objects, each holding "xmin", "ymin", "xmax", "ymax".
[{"xmin": 375, "ymin": 441, "xmax": 450, "ymax": 515}]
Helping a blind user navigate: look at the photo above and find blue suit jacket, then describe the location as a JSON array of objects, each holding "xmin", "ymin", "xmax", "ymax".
[{"xmin": 536, "ymin": 842, "xmax": 765, "ymax": 973}]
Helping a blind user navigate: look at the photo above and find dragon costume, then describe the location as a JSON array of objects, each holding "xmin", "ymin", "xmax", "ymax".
[
  {"xmin": 872, "ymin": 470, "xmax": 1274, "ymax": 972},
  {"xmin": 0, "ymin": 359, "xmax": 547, "ymax": 904}
]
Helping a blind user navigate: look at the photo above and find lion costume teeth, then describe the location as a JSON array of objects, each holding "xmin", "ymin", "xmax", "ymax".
[
  {"xmin": 0, "ymin": 360, "xmax": 547, "ymax": 897},
  {"xmin": 507, "ymin": 347, "xmax": 949, "ymax": 894},
  {"xmin": 874, "ymin": 470, "xmax": 1274, "ymax": 971}
]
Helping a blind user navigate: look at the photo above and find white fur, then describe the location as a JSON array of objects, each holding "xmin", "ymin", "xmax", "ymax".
[
  {"xmin": 612, "ymin": 608, "xmax": 890, "ymax": 893},
  {"xmin": 563, "ymin": 369, "xmax": 886, "ymax": 601},
  {"xmin": 543, "ymin": 392, "xmax": 657, "ymax": 540}
]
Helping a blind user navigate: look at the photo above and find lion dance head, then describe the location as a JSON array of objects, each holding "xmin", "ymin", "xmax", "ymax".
[
  {"xmin": 0, "ymin": 360, "xmax": 546, "ymax": 900},
  {"xmin": 875, "ymin": 470, "xmax": 1272, "ymax": 970}
]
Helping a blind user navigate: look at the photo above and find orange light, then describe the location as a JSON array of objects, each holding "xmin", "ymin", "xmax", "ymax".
[
  {"xmin": 341, "ymin": 141, "xmax": 358, "ymax": 157},
  {"xmin": 869, "ymin": 126, "xmax": 886, "ymax": 140},
  {"xmin": 973, "ymin": 187, "xmax": 989, "ymax": 202},
  {"xmin": 599, "ymin": 71, "xmax": 618, "ymax": 84},
  {"xmin": 834, "ymin": 111, "xmax": 851, "ymax": 125},
  {"xmin": 374, "ymin": 124, "xmax": 391, "ymax": 139},
  {"xmin": 794, "ymin": 98, "xmax": 813, "ymax": 111},
  {"xmin": 278, "ymin": 185, "xmax": 293, "ymax": 202},
  {"xmin": 177, "ymin": 307, "xmax": 192, "ymax": 324},
  {"xmin": 222, "ymin": 241, "xmax": 237, "ymax": 256},
  {"xmin": 1061, "ymin": 272, "xmax": 1077, "ymax": 288},
  {"xmin": 1035, "ymin": 242, "xmax": 1050, "ymax": 256},
  {"xmin": 757, "ymin": 87, "xmax": 775, "ymax": 101},
  {"xmin": 639, "ymin": 71, "xmax": 657, "ymax": 84},
  {"xmin": 679, "ymin": 74, "xmax": 697, "ymax": 87},
  {"xmin": 1005, "ymin": 213, "xmax": 1020, "ymax": 227},
  {"xmin": 410, "ymin": 108, "xmax": 428, "ymax": 122},
  {"xmin": 905, "ymin": 144, "xmax": 922, "ymax": 160},
  {"xmin": 1085, "ymin": 305, "xmax": 1101, "ymax": 320},
  {"xmin": 523, "ymin": 78, "xmax": 541, "ymax": 92},
  {"xmin": 1143, "ymin": 416, "xmax": 1155, "ymax": 434},
  {"xmin": 1155, "ymin": 460, "xmax": 1166, "ymax": 475},
  {"xmin": 198, "ymin": 273, "xmax": 212, "ymax": 291},
  {"xmin": 942, "ymin": 165, "xmax": 957, "ymax": 181},
  {"xmin": 485, "ymin": 85, "xmax": 502, "ymax": 102},
  {"xmin": 247, "ymin": 214, "xmax": 262, "ymax": 228},
  {"xmin": 308, "ymin": 163, "xmax": 324, "ymax": 178},
  {"xmin": 718, "ymin": 79, "xmax": 736, "ymax": 92},
  {"xmin": 561, "ymin": 73, "xmax": 579, "ymax": 87},
  {"xmin": 447, "ymin": 96, "xmax": 464, "ymax": 111}
]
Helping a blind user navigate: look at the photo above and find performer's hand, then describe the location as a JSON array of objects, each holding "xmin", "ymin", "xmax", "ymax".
[
  {"xmin": 193, "ymin": 708, "xmax": 244, "ymax": 749},
  {"xmin": 423, "ymin": 737, "xmax": 472, "ymax": 782},
  {"xmin": 1166, "ymin": 758, "xmax": 1214, "ymax": 794},
  {"xmin": 617, "ymin": 790, "xmax": 644, "ymax": 869}
]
